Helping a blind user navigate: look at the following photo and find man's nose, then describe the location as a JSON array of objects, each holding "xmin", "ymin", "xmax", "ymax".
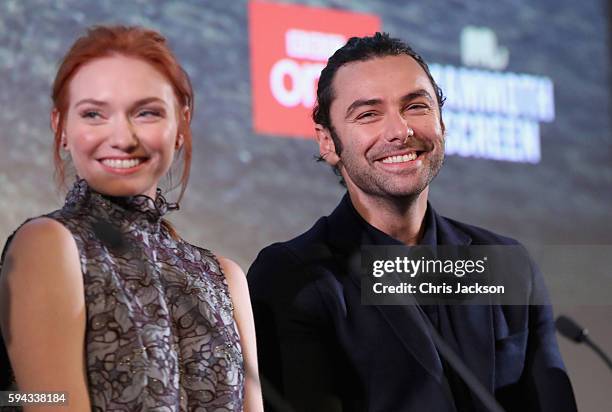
[
  {"xmin": 383, "ymin": 111, "xmax": 412, "ymax": 143},
  {"xmin": 109, "ymin": 114, "xmax": 139, "ymax": 150}
]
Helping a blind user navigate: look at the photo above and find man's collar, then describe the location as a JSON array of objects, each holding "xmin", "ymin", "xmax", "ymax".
[
  {"xmin": 360, "ymin": 201, "xmax": 438, "ymax": 247},
  {"xmin": 326, "ymin": 192, "xmax": 471, "ymax": 251}
]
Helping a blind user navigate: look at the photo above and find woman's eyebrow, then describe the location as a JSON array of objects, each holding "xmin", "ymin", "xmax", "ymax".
[{"xmin": 74, "ymin": 98, "xmax": 108, "ymax": 108}]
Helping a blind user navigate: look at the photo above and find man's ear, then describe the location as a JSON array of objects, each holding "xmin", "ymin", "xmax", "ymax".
[{"xmin": 315, "ymin": 124, "xmax": 340, "ymax": 166}]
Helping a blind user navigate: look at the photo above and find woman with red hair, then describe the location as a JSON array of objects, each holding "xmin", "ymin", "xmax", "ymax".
[{"xmin": 0, "ymin": 26, "xmax": 262, "ymax": 411}]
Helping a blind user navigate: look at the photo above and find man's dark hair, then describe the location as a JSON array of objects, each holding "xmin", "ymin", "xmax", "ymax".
[{"xmin": 313, "ymin": 32, "xmax": 446, "ymax": 184}]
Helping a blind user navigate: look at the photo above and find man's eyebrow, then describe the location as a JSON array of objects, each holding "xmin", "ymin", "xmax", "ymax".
[
  {"xmin": 345, "ymin": 98, "xmax": 383, "ymax": 118},
  {"xmin": 400, "ymin": 89, "xmax": 435, "ymax": 104},
  {"xmin": 344, "ymin": 90, "xmax": 436, "ymax": 118}
]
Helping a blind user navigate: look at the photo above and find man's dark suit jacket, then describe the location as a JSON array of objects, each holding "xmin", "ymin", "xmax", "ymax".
[{"xmin": 248, "ymin": 195, "xmax": 576, "ymax": 412}]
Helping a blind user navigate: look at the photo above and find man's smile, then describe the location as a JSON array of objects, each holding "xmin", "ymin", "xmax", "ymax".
[{"xmin": 379, "ymin": 151, "xmax": 420, "ymax": 164}]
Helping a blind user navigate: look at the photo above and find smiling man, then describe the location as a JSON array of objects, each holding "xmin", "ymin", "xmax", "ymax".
[{"xmin": 248, "ymin": 33, "xmax": 576, "ymax": 412}]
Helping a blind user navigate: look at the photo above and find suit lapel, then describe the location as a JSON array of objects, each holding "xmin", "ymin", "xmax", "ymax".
[{"xmin": 435, "ymin": 210, "xmax": 496, "ymax": 394}]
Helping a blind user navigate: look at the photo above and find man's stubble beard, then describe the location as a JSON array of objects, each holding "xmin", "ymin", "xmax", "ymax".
[{"xmin": 336, "ymin": 131, "xmax": 445, "ymax": 202}]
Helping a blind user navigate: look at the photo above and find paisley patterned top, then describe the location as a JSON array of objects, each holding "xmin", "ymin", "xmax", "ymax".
[{"xmin": 0, "ymin": 179, "xmax": 244, "ymax": 411}]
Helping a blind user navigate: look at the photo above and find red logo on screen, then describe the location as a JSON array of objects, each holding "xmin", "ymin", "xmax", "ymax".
[{"xmin": 249, "ymin": 1, "xmax": 381, "ymax": 138}]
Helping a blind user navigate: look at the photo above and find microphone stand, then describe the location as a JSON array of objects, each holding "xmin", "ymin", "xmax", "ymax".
[{"xmin": 583, "ymin": 336, "xmax": 612, "ymax": 371}]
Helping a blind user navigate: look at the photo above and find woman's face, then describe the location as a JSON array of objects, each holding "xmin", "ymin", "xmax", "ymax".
[{"xmin": 56, "ymin": 54, "xmax": 184, "ymax": 198}]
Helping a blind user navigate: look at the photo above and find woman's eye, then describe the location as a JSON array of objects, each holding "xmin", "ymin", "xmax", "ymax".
[
  {"xmin": 137, "ymin": 109, "xmax": 162, "ymax": 118},
  {"xmin": 81, "ymin": 110, "xmax": 101, "ymax": 119}
]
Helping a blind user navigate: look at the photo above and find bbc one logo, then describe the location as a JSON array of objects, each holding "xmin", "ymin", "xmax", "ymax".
[
  {"xmin": 270, "ymin": 30, "xmax": 343, "ymax": 109},
  {"xmin": 249, "ymin": 1, "xmax": 380, "ymax": 138}
]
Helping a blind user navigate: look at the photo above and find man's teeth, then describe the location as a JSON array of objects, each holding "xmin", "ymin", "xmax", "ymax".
[
  {"xmin": 101, "ymin": 158, "xmax": 143, "ymax": 169},
  {"xmin": 381, "ymin": 152, "xmax": 417, "ymax": 164}
]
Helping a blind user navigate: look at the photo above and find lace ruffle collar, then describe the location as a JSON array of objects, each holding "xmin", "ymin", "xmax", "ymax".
[{"xmin": 64, "ymin": 179, "xmax": 178, "ymax": 229}]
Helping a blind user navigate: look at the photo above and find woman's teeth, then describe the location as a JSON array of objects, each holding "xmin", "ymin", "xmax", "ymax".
[
  {"xmin": 101, "ymin": 158, "xmax": 143, "ymax": 169},
  {"xmin": 381, "ymin": 152, "xmax": 417, "ymax": 164}
]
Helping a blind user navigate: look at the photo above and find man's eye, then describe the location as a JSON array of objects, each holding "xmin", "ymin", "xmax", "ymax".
[
  {"xmin": 406, "ymin": 104, "xmax": 428, "ymax": 110},
  {"xmin": 356, "ymin": 112, "xmax": 376, "ymax": 120}
]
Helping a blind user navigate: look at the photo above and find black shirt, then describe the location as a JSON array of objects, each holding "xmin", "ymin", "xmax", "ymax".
[{"xmin": 354, "ymin": 201, "xmax": 476, "ymax": 412}]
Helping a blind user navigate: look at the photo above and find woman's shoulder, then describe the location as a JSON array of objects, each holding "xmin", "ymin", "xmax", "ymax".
[
  {"xmin": 172, "ymin": 235, "xmax": 222, "ymax": 268},
  {"xmin": 175, "ymin": 239, "xmax": 245, "ymax": 285},
  {"xmin": 5, "ymin": 217, "xmax": 74, "ymax": 254},
  {"xmin": 216, "ymin": 255, "xmax": 248, "ymax": 302},
  {"xmin": 2, "ymin": 216, "xmax": 82, "ymax": 285},
  {"xmin": 216, "ymin": 256, "xmax": 245, "ymax": 281},
  {"xmin": 3, "ymin": 206, "xmax": 85, "ymax": 254}
]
